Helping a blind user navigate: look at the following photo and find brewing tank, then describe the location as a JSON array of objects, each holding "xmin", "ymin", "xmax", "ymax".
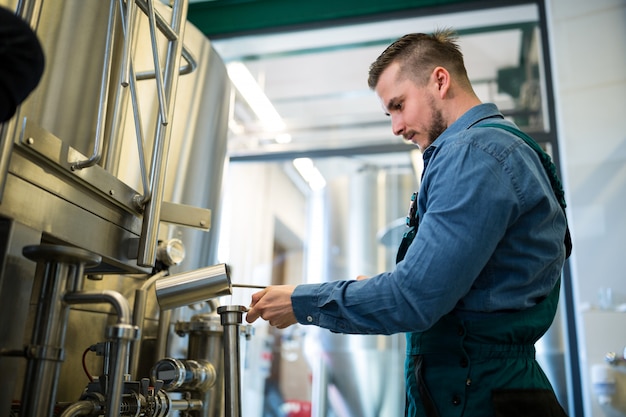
[
  {"xmin": 0, "ymin": 0, "xmax": 232, "ymax": 412},
  {"xmin": 306, "ymin": 163, "xmax": 418, "ymax": 417}
]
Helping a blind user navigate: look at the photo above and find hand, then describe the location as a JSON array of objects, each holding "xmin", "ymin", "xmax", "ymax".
[
  {"xmin": 356, "ymin": 275, "xmax": 369, "ymax": 281},
  {"xmin": 246, "ymin": 285, "xmax": 297, "ymax": 329}
]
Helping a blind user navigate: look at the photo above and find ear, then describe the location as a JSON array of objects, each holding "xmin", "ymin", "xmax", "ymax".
[{"xmin": 431, "ymin": 66, "xmax": 451, "ymax": 98}]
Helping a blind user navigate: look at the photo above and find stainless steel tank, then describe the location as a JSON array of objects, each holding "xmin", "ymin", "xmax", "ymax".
[
  {"xmin": 307, "ymin": 163, "xmax": 418, "ymax": 417},
  {"xmin": 0, "ymin": 0, "xmax": 231, "ymax": 414}
]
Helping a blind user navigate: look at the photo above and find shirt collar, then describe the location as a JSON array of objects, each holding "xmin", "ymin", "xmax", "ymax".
[
  {"xmin": 421, "ymin": 103, "xmax": 504, "ymax": 169},
  {"xmin": 429, "ymin": 103, "xmax": 503, "ymax": 149}
]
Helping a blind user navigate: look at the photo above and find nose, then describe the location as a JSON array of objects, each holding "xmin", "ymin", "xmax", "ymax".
[{"xmin": 391, "ymin": 114, "xmax": 404, "ymax": 137}]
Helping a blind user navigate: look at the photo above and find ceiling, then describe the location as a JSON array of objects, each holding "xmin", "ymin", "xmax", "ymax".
[{"xmin": 186, "ymin": 1, "xmax": 543, "ymax": 182}]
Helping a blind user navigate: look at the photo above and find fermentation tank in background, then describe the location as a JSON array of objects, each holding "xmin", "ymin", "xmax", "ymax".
[
  {"xmin": 305, "ymin": 163, "xmax": 419, "ymax": 417},
  {"xmin": 0, "ymin": 0, "xmax": 232, "ymax": 415}
]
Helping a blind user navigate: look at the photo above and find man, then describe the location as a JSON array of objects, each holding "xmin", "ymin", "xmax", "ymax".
[{"xmin": 246, "ymin": 29, "xmax": 569, "ymax": 417}]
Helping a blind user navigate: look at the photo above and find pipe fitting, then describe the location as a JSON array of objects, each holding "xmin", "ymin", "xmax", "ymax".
[
  {"xmin": 151, "ymin": 357, "xmax": 217, "ymax": 392},
  {"xmin": 105, "ymin": 323, "xmax": 141, "ymax": 342}
]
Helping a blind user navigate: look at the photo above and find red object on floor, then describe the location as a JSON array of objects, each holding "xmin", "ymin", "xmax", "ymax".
[{"xmin": 284, "ymin": 400, "xmax": 311, "ymax": 417}]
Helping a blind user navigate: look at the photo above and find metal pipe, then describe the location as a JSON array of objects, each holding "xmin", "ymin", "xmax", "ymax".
[
  {"xmin": 16, "ymin": 0, "xmax": 44, "ymax": 28},
  {"xmin": 217, "ymin": 305, "xmax": 247, "ymax": 417},
  {"xmin": 178, "ymin": 312, "xmax": 224, "ymax": 417},
  {"xmin": 151, "ymin": 357, "xmax": 217, "ymax": 391},
  {"xmin": 155, "ymin": 308, "xmax": 171, "ymax": 362},
  {"xmin": 111, "ymin": 0, "xmax": 151, "ymax": 204},
  {"xmin": 111, "ymin": 0, "xmax": 197, "ymax": 210},
  {"xmin": 134, "ymin": 0, "xmax": 178, "ymax": 40},
  {"xmin": 170, "ymin": 398, "xmax": 203, "ymax": 411},
  {"xmin": 146, "ymin": 0, "xmax": 169, "ymax": 125},
  {"xmin": 20, "ymin": 245, "xmax": 101, "ymax": 417},
  {"xmin": 58, "ymin": 400, "xmax": 101, "ymax": 417},
  {"xmin": 105, "ymin": 326, "xmax": 138, "ymax": 417},
  {"xmin": 64, "ymin": 290, "xmax": 133, "ymax": 325},
  {"xmin": 154, "ymin": 264, "xmax": 231, "ymax": 310},
  {"xmin": 128, "ymin": 67, "xmax": 151, "ymax": 203},
  {"xmin": 129, "ymin": 270, "xmax": 167, "ymax": 378},
  {"xmin": 64, "ymin": 291, "xmax": 139, "ymax": 417},
  {"xmin": 118, "ymin": 0, "xmax": 135, "ymax": 87},
  {"xmin": 71, "ymin": 0, "xmax": 117, "ymax": 170},
  {"xmin": 231, "ymin": 283, "xmax": 267, "ymax": 290},
  {"xmin": 137, "ymin": 0, "xmax": 189, "ymax": 266},
  {"xmin": 136, "ymin": 46, "xmax": 197, "ymax": 80}
]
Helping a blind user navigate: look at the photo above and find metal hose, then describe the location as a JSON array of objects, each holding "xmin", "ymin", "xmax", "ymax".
[{"xmin": 59, "ymin": 400, "xmax": 100, "ymax": 417}]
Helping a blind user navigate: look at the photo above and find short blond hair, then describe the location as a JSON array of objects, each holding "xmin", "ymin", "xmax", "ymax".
[{"xmin": 367, "ymin": 29, "xmax": 471, "ymax": 90}]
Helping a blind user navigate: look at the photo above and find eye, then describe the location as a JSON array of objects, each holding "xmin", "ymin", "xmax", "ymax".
[
  {"xmin": 394, "ymin": 102, "xmax": 403, "ymax": 111},
  {"xmin": 385, "ymin": 99, "xmax": 403, "ymax": 115}
]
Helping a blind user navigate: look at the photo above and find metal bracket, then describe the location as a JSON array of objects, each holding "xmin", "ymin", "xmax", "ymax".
[{"xmin": 160, "ymin": 201, "xmax": 211, "ymax": 230}]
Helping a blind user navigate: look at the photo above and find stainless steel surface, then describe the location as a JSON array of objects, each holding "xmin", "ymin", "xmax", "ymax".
[
  {"xmin": 0, "ymin": 0, "xmax": 234, "ymax": 414},
  {"xmin": 145, "ymin": 0, "xmax": 169, "ymax": 125},
  {"xmin": 136, "ymin": 0, "xmax": 189, "ymax": 267},
  {"xmin": 63, "ymin": 290, "xmax": 133, "ymax": 325},
  {"xmin": 20, "ymin": 245, "xmax": 101, "ymax": 417},
  {"xmin": 0, "ymin": 221, "xmax": 40, "ymax": 413},
  {"xmin": 177, "ymin": 312, "xmax": 225, "ymax": 417},
  {"xmin": 64, "ymin": 291, "xmax": 139, "ymax": 417},
  {"xmin": 118, "ymin": 0, "xmax": 134, "ymax": 88},
  {"xmin": 169, "ymin": 398, "xmax": 203, "ymax": 412},
  {"xmin": 15, "ymin": 0, "xmax": 42, "ymax": 27},
  {"xmin": 217, "ymin": 305, "xmax": 247, "ymax": 417},
  {"xmin": 151, "ymin": 357, "xmax": 217, "ymax": 391},
  {"xmin": 160, "ymin": 200, "xmax": 211, "ymax": 230},
  {"xmin": 58, "ymin": 400, "xmax": 100, "ymax": 417},
  {"xmin": 1, "ymin": 0, "xmax": 230, "ymax": 270},
  {"xmin": 70, "ymin": 0, "xmax": 116, "ymax": 170},
  {"xmin": 231, "ymin": 283, "xmax": 267, "ymax": 290},
  {"xmin": 155, "ymin": 263, "xmax": 231, "ymax": 310},
  {"xmin": 305, "ymin": 166, "xmax": 416, "ymax": 417},
  {"xmin": 129, "ymin": 271, "xmax": 167, "ymax": 380}
]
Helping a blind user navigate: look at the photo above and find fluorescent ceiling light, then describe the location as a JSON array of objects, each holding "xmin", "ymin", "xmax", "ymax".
[
  {"xmin": 226, "ymin": 62, "xmax": 287, "ymax": 138},
  {"xmin": 275, "ymin": 133, "xmax": 292, "ymax": 144},
  {"xmin": 293, "ymin": 158, "xmax": 326, "ymax": 190}
]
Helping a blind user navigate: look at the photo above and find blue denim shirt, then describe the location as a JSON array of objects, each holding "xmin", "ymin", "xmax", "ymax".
[{"xmin": 292, "ymin": 103, "xmax": 566, "ymax": 335}]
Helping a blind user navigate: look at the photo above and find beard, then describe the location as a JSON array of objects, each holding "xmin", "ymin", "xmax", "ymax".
[{"xmin": 427, "ymin": 102, "xmax": 447, "ymax": 146}]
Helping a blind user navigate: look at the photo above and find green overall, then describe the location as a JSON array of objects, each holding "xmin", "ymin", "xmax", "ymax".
[
  {"xmin": 399, "ymin": 123, "xmax": 570, "ymax": 416},
  {"xmin": 403, "ymin": 280, "xmax": 567, "ymax": 417}
]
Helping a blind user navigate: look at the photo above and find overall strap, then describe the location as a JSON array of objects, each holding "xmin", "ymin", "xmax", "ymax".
[{"xmin": 478, "ymin": 123, "xmax": 572, "ymax": 258}]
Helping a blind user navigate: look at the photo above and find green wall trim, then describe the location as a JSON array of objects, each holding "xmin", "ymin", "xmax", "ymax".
[{"xmin": 187, "ymin": 0, "xmax": 509, "ymax": 38}]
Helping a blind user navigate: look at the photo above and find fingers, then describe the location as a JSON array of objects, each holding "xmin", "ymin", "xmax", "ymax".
[
  {"xmin": 244, "ymin": 285, "xmax": 297, "ymax": 329},
  {"xmin": 250, "ymin": 287, "xmax": 270, "ymax": 308},
  {"xmin": 245, "ymin": 287, "xmax": 267, "ymax": 323}
]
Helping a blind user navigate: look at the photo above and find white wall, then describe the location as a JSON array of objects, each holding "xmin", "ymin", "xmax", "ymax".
[{"xmin": 546, "ymin": 0, "xmax": 626, "ymax": 415}]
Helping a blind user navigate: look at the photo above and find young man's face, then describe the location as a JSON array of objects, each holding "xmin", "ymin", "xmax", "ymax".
[{"xmin": 375, "ymin": 62, "xmax": 446, "ymax": 151}]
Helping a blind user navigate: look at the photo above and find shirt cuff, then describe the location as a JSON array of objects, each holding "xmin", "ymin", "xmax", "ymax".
[{"xmin": 292, "ymin": 283, "xmax": 320, "ymax": 326}]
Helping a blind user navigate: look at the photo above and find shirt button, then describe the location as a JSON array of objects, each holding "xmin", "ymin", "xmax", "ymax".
[
  {"xmin": 452, "ymin": 395, "xmax": 462, "ymax": 406},
  {"xmin": 466, "ymin": 378, "xmax": 472, "ymax": 386},
  {"xmin": 306, "ymin": 316, "xmax": 313, "ymax": 323}
]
